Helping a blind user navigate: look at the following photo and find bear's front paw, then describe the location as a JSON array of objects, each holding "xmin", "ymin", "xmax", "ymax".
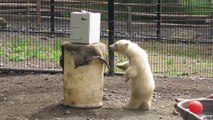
[
  {"xmin": 125, "ymin": 72, "xmax": 131, "ymax": 83},
  {"xmin": 116, "ymin": 61, "xmax": 129, "ymax": 70}
]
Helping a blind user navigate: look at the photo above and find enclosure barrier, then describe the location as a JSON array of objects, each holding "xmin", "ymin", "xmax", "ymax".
[{"xmin": 0, "ymin": 0, "xmax": 212, "ymax": 78}]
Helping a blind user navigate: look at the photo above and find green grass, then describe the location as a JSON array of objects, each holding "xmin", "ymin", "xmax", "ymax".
[
  {"xmin": 148, "ymin": 41, "xmax": 212, "ymax": 77},
  {"xmin": 7, "ymin": 37, "xmax": 62, "ymax": 63},
  {"xmin": 166, "ymin": 58, "xmax": 176, "ymax": 65},
  {"xmin": 141, "ymin": 41, "xmax": 212, "ymax": 60},
  {"xmin": 0, "ymin": 49, "xmax": 5, "ymax": 56},
  {"xmin": 9, "ymin": 38, "xmax": 33, "ymax": 61},
  {"xmin": 51, "ymin": 39, "xmax": 63, "ymax": 63},
  {"xmin": 181, "ymin": 0, "xmax": 212, "ymax": 15}
]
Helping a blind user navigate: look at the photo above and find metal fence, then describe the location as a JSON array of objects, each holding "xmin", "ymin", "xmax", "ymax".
[{"xmin": 0, "ymin": 0, "xmax": 212, "ymax": 78}]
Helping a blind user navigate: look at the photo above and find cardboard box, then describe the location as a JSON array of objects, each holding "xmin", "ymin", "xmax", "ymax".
[{"xmin": 70, "ymin": 11, "xmax": 101, "ymax": 44}]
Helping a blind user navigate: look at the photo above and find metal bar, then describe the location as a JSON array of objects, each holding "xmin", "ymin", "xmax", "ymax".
[
  {"xmin": 156, "ymin": 0, "xmax": 161, "ymax": 40},
  {"xmin": 127, "ymin": 6, "xmax": 132, "ymax": 34},
  {"xmin": 36, "ymin": 0, "xmax": 41, "ymax": 27},
  {"xmin": 0, "ymin": 67, "xmax": 62, "ymax": 74},
  {"xmin": 0, "ymin": 30, "xmax": 69, "ymax": 36},
  {"xmin": 108, "ymin": 0, "xmax": 115, "ymax": 76},
  {"xmin": 50, "ymin": 0, "xmax": 55, "ymax": 33},
  {"xmin": 0, "ymin": 67, "xmax": 124, "ymax": 76},
  {"xmin": 210, "ymin": 2, "xmax": 213, "ymax": 38}
]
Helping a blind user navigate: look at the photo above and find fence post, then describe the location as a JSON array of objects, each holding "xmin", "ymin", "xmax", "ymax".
[
  {"xmin": 82, "ymin": 0, "xmax": 86, "ymax": 9},
  {"xmin": 127, "ymin": 6, "xmax": 132, "ymax": 34},
  {"xmin": 50, "ymin": 0, "xmax": 55, "ymax": 33},
  {"xmin": 108, "ymin": 0, "xmax": 115, "ymax": 76},
  {"xmin": 156, "ymin": 0, "xmax": 161, "ymax": 40},
  {"xmin": 210, "ymin": 1, "xmax": 213, "ymax": 39},
  {"xmin": 27, "ymin": 0, "xmax": 30, "ymax": 15},
  {"xmin": 26, "ymin": 0, "xmax": 30, "ymax": 24},
  {"xmin": 36, "ymin": 0, "xmax": 41, "ymax": 27}
]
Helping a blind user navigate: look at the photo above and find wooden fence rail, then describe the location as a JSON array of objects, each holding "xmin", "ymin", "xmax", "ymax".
[{"xmin": 0, "ymin": 0, "xmax": 212, "ymax": 31}]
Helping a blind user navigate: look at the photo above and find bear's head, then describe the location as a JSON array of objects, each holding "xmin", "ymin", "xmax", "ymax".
[{"xmin": 109, "ymin": 39, "xmax": 131, "ymax": 54}]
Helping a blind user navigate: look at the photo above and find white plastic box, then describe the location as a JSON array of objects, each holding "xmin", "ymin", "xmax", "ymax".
[{"xmin": 70, "ymin": 11, "xmax": 101, "ymax": 44}]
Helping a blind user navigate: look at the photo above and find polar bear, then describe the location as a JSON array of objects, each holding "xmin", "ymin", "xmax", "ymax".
[{"xmin": 110, "ymin": 39, "xmax": 155, "ymax": 110}]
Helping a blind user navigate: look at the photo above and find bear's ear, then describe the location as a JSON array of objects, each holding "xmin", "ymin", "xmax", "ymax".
[{"xmin": 124, "ymin": 43, "xmax": 129, "ymax": 48}]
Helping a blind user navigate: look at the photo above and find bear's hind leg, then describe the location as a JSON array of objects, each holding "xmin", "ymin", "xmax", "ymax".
[
  {"xmin": 138, "ymin": 100, "xmax": 152, "ymax": 110},
  {"xmin": 122, "ymin": 97, "xmax": 141, "ymax": 110}
]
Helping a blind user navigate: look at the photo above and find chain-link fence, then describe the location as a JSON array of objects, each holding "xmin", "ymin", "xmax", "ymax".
[{"xmin": 0, "ymin": 0, "xmax": 212, "ymax": 77}]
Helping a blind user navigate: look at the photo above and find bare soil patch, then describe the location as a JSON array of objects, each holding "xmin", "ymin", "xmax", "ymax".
[{"xmin": 0, "ymin": 73, "xmax": 212, "ymax": 120}]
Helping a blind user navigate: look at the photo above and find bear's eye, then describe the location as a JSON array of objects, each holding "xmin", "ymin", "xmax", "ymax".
[{"xmin": 115, "ymin": 44, "xmax": 117, "ymax": 47}]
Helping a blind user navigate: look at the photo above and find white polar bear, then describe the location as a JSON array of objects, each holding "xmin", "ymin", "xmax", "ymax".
[{"xmin": 110, "ymin": 39, "xmax": 155, "ymax": 110}]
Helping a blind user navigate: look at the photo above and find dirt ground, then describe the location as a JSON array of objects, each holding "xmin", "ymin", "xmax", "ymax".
[{"xmin": 0, "ymin": 73, "xmax": 212, "ymax": 120}]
